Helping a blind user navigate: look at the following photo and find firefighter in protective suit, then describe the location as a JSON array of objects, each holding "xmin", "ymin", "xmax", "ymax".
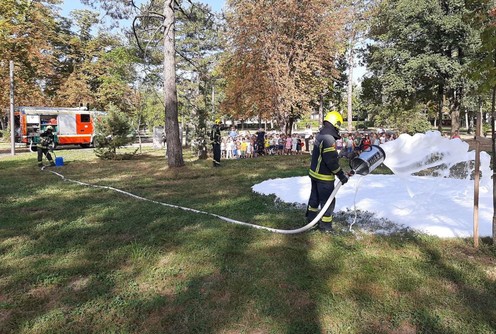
[
  {"xmin": 210, "ymin": 119, "xmax": 222, "ymax": 167},
  {"xmin": 37, "ymin": 126, "xmax": 56, "ymax": 167},
  {"xmin": 306, "ymin": 111, "xmax": 349, "ymax": 233}
]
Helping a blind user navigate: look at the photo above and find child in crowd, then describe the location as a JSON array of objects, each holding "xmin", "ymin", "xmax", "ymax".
[
  {"xmin": 296, "ymin": 136, "xmax": 302, "ymax": 155},
  {"xmin": 246, "ymin": 138, "xmax": 253, "ymax": 158},
  {"xmin": 278, "ymin": 135, "xmax": 285, "ymax": 155},
  {"xmin": 221, "ymin": 138, "xmax": 227, "ymax": 158},
  {"xmin": 226, "ymin": 137, "xmax": 234, "ymax": 159},
  {"xmin": 240, "ymin": 138, "xmax": 247, "ymax": 158},
  {"xmin": 291, "ymin": 134, "xmax": 298, "ymax": 155},
  {"xmin": 285, "ymin": 135, "xmax": 292, "ymax": 155}
]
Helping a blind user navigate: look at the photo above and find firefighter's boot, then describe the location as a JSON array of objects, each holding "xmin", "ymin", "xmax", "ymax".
[
  {"xmin": 49, "ymin": 160, "xmax": 56, "ymax": 166},
  {"xmin": 318, "ymin": 222, "xmax": 333, "ymax": 233},
  {"xmin": 318, "ymin": 216, "xmax": 334, "ymax": 233},
  {"xmin": 38, "ymin": 162, "xmax": 43, "ymax": 167}
]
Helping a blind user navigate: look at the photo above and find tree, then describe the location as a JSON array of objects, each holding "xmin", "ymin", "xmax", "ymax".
[
  {"xmin": 344, "ymin": 0, "xmax": 373, "ymax": 132},
  {"xmin": 0, "ymin": 0, "xmax": 72, "ymax": 108},
  {"xmin": 175, "ymin": 3, "xmax": 223, "ymax": 159},
  {"xmin": 221, "ymin": 0, "xmax": 347, "ymax": 133},
  {"xmin": 83, "ymin": 0, "xmax": 185, "ymax": 167},
  {"xmin": 162, "ymin": 0, "xmax": 184, "ymax": 167},
  {"xmin": 364, "ymin": 0, "xmax": 480, "ymax": 133},
  {"xmin": 56, "ymin": 28, "xmax": 137, "ymax": 111}
]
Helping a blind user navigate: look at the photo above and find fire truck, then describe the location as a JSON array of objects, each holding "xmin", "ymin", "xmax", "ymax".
[{"xmin": 14, "ymin": 106, "xmax": 104, "ymax": 147}]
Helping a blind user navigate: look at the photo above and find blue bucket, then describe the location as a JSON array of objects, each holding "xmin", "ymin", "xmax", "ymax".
[{"xmin": 55, "ymin": 157, "xmax": 64, "ymax": 167}]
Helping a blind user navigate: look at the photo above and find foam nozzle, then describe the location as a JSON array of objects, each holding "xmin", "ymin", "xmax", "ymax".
[{"xmin": 350, "ymin": 145, "xmax": 386, "ymax": 176}]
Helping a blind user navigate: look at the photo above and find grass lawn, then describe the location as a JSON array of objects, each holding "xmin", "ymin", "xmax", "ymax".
[{"xmin": 1, "ymin": 143, "xmax": 496, "ymax": 334}]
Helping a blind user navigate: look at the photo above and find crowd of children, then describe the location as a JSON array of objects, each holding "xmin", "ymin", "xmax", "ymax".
[
  {"xmin": 336, "ymin": 131, "xmax": 397, "ymax": 158},
  {"xmin": 220, "ymin": 129, "xmax": 305, "ymax": 159},
  {"xmin": 218, "ymin": 127, "xmax": 397, "ymax": 160}
]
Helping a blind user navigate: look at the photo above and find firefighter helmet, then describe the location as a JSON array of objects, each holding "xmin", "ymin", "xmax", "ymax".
[
  {"xmin": 215, "ymin": 118, "xmax": 221, "ymax": 124},
  {"xmin": 324, "ymin": 111, "xmax": 343, "ymax": 128}
]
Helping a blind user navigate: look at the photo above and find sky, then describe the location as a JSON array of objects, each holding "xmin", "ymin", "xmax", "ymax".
[
  {"xmin": 61, "ymin": 0, "xmax": 226, "ymax": 16},
  {"xmin": 253, "ymin": 131, "xmax": 493, "ymax": 238}
]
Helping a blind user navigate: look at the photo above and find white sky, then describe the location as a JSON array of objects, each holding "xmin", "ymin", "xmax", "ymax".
[{"xmin": 253, "ymin": 131, "xmax": 493, "ymax": 238}]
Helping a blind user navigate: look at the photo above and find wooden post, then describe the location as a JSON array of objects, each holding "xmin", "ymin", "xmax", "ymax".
[
  {"xmin": 10, "ymin": 60, "xmax": 15, "ymax": 156},
  {"xmin": 473, "ymin": 108, "xmax": 482, "ymax": 248}
]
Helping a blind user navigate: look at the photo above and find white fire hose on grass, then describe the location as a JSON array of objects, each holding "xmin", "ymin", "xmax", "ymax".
[
  {"xmin": 44, "ymin": 168, "xmax": 342, "ymax": 234},
  {"xmin": 43, "ymin": 145, "xmax": 385, "ymax": 235}
]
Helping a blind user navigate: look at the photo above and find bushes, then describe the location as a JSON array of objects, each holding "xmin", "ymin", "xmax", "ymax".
[{"xmin": 93, "ymin": 104, "xmax": 137, "ymax": 160}]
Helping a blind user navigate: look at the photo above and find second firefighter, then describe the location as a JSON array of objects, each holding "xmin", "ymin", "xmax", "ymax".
[{"xmin": 210, "ymin": 119, "xmax": 222, "ymax": 167}]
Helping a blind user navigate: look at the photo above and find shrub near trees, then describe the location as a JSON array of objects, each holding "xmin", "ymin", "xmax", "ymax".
[{"xmin": 93, "ymin": 104, "xmax": 136, "ymax": 160}]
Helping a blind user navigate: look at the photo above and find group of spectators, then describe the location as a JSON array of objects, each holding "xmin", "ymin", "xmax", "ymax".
[
  {"xmin": 217, "ymin": 126, "xmax": 398, "ymax": 160},
  {"xmin": 219, "ymin": 128, "xmax": 305, "ymax": 159},
  {"xmin": 336, "ymin": 130, "xmax": 397, "ymax": 158}
]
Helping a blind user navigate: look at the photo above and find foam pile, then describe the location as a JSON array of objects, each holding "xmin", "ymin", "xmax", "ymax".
[{"xmin": 252, "ymin": 130, "xmax": 494, "ymax": 238}]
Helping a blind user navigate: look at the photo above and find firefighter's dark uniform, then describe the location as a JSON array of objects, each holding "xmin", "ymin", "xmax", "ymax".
[
  {"xmin": 37, "ymin": 128, "xmax": 55, "ymax": 167},
  {"xmin": 306, "ymin": 121, "xmax": 348, "ymax": 232},
  {"xmin": 210, "ymin": 123, "xmax": 221, "ymax": 167}
]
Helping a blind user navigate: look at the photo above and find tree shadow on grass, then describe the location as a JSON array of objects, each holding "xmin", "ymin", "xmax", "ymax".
[
  {"xmin": 131, "ymin": 225, "xmax": 334, "ymax": 334},
  {"xmin": 348, "ymin": 232, "xmax": 496, "ymax": 334},
  {"xmin": 0, "ymin": 163, "xmax": 333, "ymax": 333},
  {"xmin": 408, "ymin": 237, "xmax": 496, "ymax": 333}
]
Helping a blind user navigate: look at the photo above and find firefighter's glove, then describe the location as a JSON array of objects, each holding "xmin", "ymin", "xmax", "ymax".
[{"xmin": 336, "ymin": 170, "xmax": 348, "ymax": 185}]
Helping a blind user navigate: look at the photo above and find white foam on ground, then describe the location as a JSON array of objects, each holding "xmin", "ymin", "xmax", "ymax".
[{"xmin": 252, "ymin": 131, "xmax": 493, "ymax": 238}]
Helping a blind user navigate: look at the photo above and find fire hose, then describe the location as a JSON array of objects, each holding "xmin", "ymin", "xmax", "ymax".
[
  {"xmin": 43, "ymin": 145, "xmax": 385, "ymax": 235},
  {"xmin": 44, "ymin": 168, "xmax": 341, "ymax": 234}
]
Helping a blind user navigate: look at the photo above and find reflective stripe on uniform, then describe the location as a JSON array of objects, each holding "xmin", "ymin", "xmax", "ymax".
[
  {"xmin": 307, "ymin": 206, "xmax": 319, "ymax": 212},
  {"xmin": 322, "ymin": 147, "xmax": 336, "ymax": 153},
  {"xmin": 315, "ymin": 142, "xmax": 324, "ymax": 174},
  {"xmin": 322, "ymin": 216, "xmax": 333, "ymax": 223},
  {"xmin": 309, "ymin": 169, "xmax": 336, "ymax": 181}
]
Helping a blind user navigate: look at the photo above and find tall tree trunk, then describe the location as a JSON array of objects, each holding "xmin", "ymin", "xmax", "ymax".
[
  {"xmin": 198, "ymin": 78, "xmax": 208, "ymax": 160},
  {"xmin": 450, "ymin": 87, "xmax": 462, "ymax": 135},
  {"xmin": 163, "ymin": 0, "xmax": 184, "ymax": 167},
  {"xmin": 437, "ymin": 84, "xmax": 444, "ymax": 132},
  {"xmin": 319, "ymin": 93, "xmax": 324, "ymax": 127},
  {"xmin": 347, "ymin": 39, "xmax": 355, "ymax": 132}
]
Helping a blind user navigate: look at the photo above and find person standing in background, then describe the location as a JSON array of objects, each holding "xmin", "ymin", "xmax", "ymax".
[
  {"xmin": 210, "ymin": 119, "xmax": 222, "ymax": 167},
  {"xmin": 256, "ymin": 128, "xmax": 266, "ymax": 156},
  {"xmin": 304, "ymin": 124, "xmax": 313, "ymax": 152}
]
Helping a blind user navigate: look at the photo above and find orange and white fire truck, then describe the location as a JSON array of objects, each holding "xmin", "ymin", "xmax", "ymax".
[{"xmin": 14, "ymin": 106, "xmax": 104, "ymax": 147}]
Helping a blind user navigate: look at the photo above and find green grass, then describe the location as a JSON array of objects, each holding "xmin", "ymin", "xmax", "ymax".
[{"xmin": 1, "ymin": 144, "xmax": 496, "ymax": 333}]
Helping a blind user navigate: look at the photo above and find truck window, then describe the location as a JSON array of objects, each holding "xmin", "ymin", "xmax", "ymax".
[{"xmin": 81, "ymin": 114, "xmax": 91, "ymax": 122}]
